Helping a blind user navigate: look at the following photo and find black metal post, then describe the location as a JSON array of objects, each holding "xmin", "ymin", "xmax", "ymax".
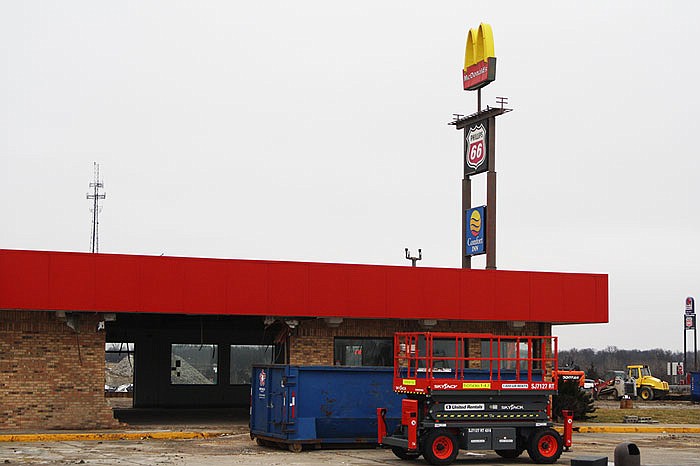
[
  {"xmin": 684, "ymin": 324, "xmax": 687, "ymax": 376},
  {"xmin": 695, "ymin": 325, "xmax": 697, "ymax": 371}
]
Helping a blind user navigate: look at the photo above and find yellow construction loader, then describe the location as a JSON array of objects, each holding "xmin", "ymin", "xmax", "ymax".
[{"xmin": 627, "ymin": 365, "xmax": 669, "ymax": 401}]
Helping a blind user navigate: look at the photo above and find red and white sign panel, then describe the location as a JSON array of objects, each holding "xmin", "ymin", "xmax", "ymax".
[
  {"xmin": 686, "ymin": 296, "xmax": 695, "ymax": 315},
  {"xmin": 465, "ymin": 121, "xmax": 488, "ymax": 176},
  {"xmin": 463, "ymin": 57, "xmax": 497, "ymax": 91},
  {"xmin": 686, "ymin": 314, "xmax": 696, "ymax": 330}
]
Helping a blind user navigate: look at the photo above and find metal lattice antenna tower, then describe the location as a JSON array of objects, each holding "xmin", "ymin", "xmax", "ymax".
[{"xmin": 86, "ymin": 162, "xmax": 106, "ymax": 253}]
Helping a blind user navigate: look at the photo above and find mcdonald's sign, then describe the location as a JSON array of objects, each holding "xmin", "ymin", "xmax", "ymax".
[{"xmin": 463, "ymin": 23, "xmax": 496, "ymax": 91}]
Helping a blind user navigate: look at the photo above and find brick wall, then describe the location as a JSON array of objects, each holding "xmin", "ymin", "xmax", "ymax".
[
  {"xmin": 0, "ymin": 310, "xmax": 119, "ymax": 430},
  {"xmin": 0, "ymin": 309, "xmax": 553, "ymax": 429},
  {"xmin": 289, "ymin": 318, "xmax": 547, "ymax": 365}
]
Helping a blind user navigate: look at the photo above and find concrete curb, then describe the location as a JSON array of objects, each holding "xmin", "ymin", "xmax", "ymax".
[
  {"xmin": 553, "ymin": 425, "xmax": 700, "ymax": 434},
  {"xmin": 0, "ymin": 431, "xmax": 235, "ymax": 443},
  {"xmin": 3, "ymin": 426, "xmax": 700, "ymax": 443},
  {"xmin": 576, "ymin": 426, "xmax": 700, "ymax": 434}
]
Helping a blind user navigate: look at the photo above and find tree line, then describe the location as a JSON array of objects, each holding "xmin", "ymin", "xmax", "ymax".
[{"xmin": 558, "ymin": 347, "xmax": 698, "ymax": 382}]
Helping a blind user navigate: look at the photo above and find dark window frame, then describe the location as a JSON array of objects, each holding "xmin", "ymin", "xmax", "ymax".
[{"xmin": 334, "ymin": 337, "xmax": 393, "ymax": 367}]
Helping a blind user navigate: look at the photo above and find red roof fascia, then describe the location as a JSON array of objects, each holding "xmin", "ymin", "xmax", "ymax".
[{"xmin": 0, "ymin": 249, "xmax": 608, "ymax": 324}]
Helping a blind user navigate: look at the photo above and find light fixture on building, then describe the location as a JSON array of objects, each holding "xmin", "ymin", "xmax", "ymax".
[
  {"xmin": 263, "ymin": 316, "xmax": 276, "ymax": 326},
  {"xmin": 323, "ymin": 317, "xmax": 343, "ymax": 328},
  {"xmin": 509, "ymin": 321, "xmax": 526, "ymax": 329},
  {"xmin": 419, "ymin": 319, "xmax": 437, "ymax": 328},
  {"xmin": 65, "ymin": 313, "xmax": 79, "ymax": 332},
  {"xmin": 55, "ymin": 310, "xmax": 66, "ymax": 321},
  {"xmin": 284, "ymin": 319, "xmax": 299, "ymax": 329},
  {"xmin": 103, "ymin": 313, "xmax": 117, "ymax": 322}
]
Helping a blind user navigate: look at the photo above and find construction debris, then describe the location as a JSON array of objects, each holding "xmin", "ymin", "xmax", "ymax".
[{"xmin": 623, "ymin": 415, "xmax": 659, "ymax": 424}]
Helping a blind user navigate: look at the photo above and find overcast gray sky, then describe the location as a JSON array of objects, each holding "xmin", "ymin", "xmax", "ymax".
[{"xmin": 2, "ymin": 2, "xmax": 699, "ymax": 352}]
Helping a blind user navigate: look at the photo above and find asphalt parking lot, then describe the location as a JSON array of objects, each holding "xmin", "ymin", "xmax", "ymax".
[{"xmin": 3, "ymin": 431, "xmax": 700, "ymax": 465}]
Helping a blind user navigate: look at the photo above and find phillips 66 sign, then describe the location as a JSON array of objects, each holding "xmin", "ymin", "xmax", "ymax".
[{"xmin": 464, "ymin": 120, "xmax": 489, "ymax": 176}]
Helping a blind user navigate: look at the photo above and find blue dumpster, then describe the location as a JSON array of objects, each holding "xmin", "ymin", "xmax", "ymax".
[
  {"xmin": 250, "ymin": 365, "xmax": 403, "ymax": 447},
  {"xmin": 691, "ymin": 372, "xmax": 700, "ymax": 402}
]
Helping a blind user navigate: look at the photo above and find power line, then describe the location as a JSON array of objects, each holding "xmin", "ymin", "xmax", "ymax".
[{"xmin": 86, "ymin": 162, "xmax": 106, "ymax": 253}]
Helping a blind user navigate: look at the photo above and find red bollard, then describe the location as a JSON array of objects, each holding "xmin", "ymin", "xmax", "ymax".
[{"xmin": 562, "ymin": 410, "xmax": 573, "ymax": 451}]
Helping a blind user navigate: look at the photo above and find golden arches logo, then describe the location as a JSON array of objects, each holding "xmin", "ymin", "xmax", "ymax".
[
  {"xmin": 464, "ymin": 23, "xmax": 494, "ymax": 69},
  {"xmin": 463, "ymin": 23, "xmax": 496, "ymax": 91}
]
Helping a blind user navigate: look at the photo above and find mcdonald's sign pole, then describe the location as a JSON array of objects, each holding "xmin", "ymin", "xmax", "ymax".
[{"xmin": 449, "ymin": 23, "xmax": 511, "ymax": 270}]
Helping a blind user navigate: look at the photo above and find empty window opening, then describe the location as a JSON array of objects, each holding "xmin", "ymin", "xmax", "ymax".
[
  {"xmin": 170, "ymin": 344, "xmax": 218, "ymax": 385},
  {"xmin": 230, "ymin": 345, "xmax": 274, "ymax": 384}
]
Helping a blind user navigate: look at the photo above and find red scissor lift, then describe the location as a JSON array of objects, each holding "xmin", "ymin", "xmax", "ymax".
[{"xmin": 377, "ymin": 332, "xmax": 563, "ymax": 464}]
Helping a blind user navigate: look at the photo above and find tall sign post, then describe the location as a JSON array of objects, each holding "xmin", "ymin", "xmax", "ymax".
[
  {"xmin": 684, "ymin": 296, "xmax": 697, "ymax": 372},
  {"xmin": 450, "ymin": 23, "xmax": 510, "ymax": 269}
]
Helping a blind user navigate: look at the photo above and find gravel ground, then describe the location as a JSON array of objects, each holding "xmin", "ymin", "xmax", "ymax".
[
  {"xmin": 3, "ymin": 431, "xmax": 700, "ymax": 465},
  {"xmin": 594, "ymin": 399, "xmax": 700, "ymax": 410},
  {"xmin": 5, "ymin": 400, "xmax": 698, "ymax": 465}
]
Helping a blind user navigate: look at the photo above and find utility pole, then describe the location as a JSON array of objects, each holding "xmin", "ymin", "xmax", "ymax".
[{"xmin": 86, "ymin": 162, "xmax": 106, "ymax": 253}]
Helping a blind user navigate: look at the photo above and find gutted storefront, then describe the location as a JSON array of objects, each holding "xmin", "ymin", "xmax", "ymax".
[{"xmin": 0, "ymin": 249, "xmax": 607, "ymax": 429}]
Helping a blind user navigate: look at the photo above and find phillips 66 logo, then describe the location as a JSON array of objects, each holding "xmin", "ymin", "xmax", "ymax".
[{"xmin": 466, "ymin": 123, "xmax": 487, "ymax": 174}]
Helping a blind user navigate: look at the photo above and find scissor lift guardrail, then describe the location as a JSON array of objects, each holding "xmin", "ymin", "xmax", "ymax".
[{"xmin": 378, "ymin": 332, "xmax": 564, "ymax": 465}]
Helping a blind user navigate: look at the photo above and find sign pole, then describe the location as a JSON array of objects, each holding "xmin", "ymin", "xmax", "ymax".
[
  {"xmin": 684, "ymin": 297, "xmax": 696, "ymax": 373},
  {"xmin": 454, "ymin": 22, "xmax": 509, "ymax": 270},
  {"xmin": 462, "ymin": 176, "xmax": 471, "ymax": 269},
  {"xmin": 485, "ymin": 116, "xmax": 497, "ymax": 270},
  {"xmin": 684, "ymin": 323, "xmax": 687, "ymax": 376},
  {"xmin": 453, "ymin": 109, "xmax": 509, "ymax": 268}
]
